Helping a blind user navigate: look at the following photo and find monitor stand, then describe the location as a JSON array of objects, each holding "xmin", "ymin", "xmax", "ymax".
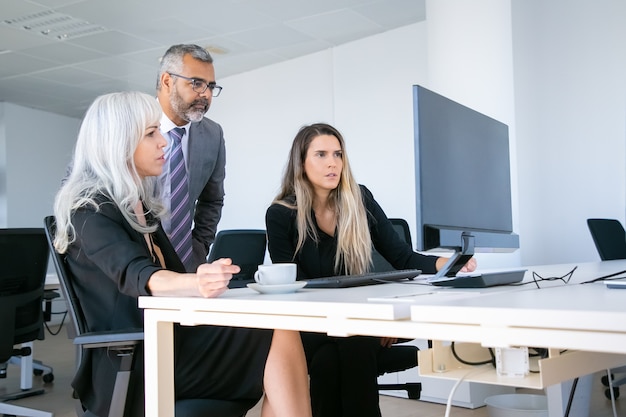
[
  {"xmin": 428, "ymin": 233, "xmax": 526, "ymax": 288},
  {"xmin": 431, "ymin": 232, "xmax": 475, "ymax": 280}
]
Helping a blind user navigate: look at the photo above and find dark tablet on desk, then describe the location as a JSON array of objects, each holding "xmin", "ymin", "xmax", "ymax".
[
  {"xmin": 605, "ymin": 278, "xmax": 626, "ymax": 289},
  {"xmin": 304, "ymin": 269, "xmax": 421, "ymax": 289}
]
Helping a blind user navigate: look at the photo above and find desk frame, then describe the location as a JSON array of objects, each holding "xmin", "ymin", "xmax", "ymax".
[{"xmin": 140, "ymin": 261, "xmax": 626, "ymax": 417}]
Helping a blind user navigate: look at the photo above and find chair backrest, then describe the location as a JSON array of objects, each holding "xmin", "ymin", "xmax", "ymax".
[
  {"xmin": 587, "ymin": 218, "xmax": 626, "ymax": 261},
  {"xmin": 43, "ymin": 216, "xmax": 86, "ymax": 338},
  {"xmin": 390, "ymin": 218, "xmax": 412, "ymax": 245},
  {"xmin": 208, "ymin": 229, "xmax": 267, "ymax": 287},
  {"xmin": 372, "ymin": 218, "xmax": 412, "ymax": 272},
  {"xmin": 0, "ymin": 228, "xmax": 49, "ymax": 362}
]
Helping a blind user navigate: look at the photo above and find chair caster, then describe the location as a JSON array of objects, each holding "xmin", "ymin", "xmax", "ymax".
[
  {"xmin": 33, "ymin": 368, "xmax": 54, "ymax": 383},
  {"xmin": 601, "ymin": 374, "xmax": 614, "ymax": 386},
  {"xmin": 406, "ymin": 385, "xmax": 421, "ymax": 400},
  {"xmin": 605, "ymin": 386, "xmax": 620, "ymax": 399}
]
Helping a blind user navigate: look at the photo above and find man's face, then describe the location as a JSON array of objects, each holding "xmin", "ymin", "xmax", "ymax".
[{"xmin": 167, "ymin": 54, "xmax": 216, "ymax": 123}]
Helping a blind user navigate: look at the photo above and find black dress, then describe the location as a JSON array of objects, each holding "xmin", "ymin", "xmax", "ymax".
[
  {"xmin": 66, "ymin": 197, "xmax": 272, "ymax": 417},
  {"xmin": 265, "ymin": 185, "xmax": 438, "ymax": 417}
]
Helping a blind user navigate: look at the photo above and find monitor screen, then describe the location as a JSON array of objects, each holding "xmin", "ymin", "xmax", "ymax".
[{"xmin": 413, "ymin": 85, "xmax": 519, "ymax": 258}]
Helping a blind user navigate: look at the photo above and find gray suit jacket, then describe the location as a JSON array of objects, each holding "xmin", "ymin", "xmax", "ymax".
[{"xmin": 187, "ymin": 117, "xmax": 226, "ymax": 268}]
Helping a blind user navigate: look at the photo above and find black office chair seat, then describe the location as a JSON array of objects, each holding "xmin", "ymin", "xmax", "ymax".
[
  {"xmin": 377, "ymin": 344, "xmax": 422, "ymax": 399},
  {"xmin": 377, "ymin": 344, "xmax": 417, "ymax": 374}
]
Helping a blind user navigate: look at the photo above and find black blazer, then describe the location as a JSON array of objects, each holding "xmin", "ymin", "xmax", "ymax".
[
  {"xmin": 265, "ymin": 185, "xmax": 438, "ymax": 279},
  {"xmin": 66, "ymin": 197, "xmax": 183, "ymax": 416}
]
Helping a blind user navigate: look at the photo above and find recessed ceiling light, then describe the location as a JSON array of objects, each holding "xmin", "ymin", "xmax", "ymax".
[
  {"xmin": 205, "ymin": 45, "xmax": 229, "ymax": 55},
  {"xmin": 3, "ymin": 9, "xmax": 106, "ymax": 40}
]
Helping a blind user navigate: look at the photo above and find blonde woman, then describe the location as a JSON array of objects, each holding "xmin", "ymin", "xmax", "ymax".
[{"xmin": 266, "ymin": 123, "xmax": 475, "ymax": 417}]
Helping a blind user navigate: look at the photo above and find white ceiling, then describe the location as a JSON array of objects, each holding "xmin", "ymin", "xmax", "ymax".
[{"xmin": 0, "ymin": 0, "xmax": 425, "ymax": 119}]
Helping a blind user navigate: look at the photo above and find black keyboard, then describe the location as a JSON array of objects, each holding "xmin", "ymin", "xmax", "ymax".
[{"xmin": 304, "ymin": 269, "xmax": 421, "ymax": 289}]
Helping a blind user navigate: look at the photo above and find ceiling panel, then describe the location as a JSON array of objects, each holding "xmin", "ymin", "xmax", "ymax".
[
  {"xmin": 18, "ymin": 42, "xmax": 106, "ymax": 65},
  {"xmin": 0, "ymin": 0, "xmax": 426, "ymax": 119}
]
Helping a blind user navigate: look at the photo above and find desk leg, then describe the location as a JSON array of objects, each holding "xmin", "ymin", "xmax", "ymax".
[
  {"xmin": 144, "ymin": 310, "xmax": 175, "ymax": 417},
  {"xmin": 546, "ymin": 374, "xmax": 592, "ymax": 417}
]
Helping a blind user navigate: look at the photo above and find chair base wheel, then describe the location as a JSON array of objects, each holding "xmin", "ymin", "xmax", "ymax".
[
  {"xmin": 605, "ymin": 387, "xmax": 620, "ymax": 399},
  {"xmin": 601, "ymin": 374, "xmax": 614, "ymax": 386}
]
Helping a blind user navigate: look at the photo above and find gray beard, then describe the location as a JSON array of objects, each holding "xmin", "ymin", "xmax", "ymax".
[
  {"xmin": 182, "ymin": 107, "xmax": 206, "ymax": 123},
  {"xmin": 169, "ymin": 89, "xmax": 207, "ymax": 123}
]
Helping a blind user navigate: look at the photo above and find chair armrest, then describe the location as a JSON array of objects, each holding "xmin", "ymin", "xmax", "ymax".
[{"xmin": 74, "ymin": 329, "xmax": 144, "ymax": 349}]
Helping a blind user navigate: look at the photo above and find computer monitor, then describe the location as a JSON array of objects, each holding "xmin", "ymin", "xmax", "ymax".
[{"xmin": 413, "ymin": 85, "xmax": 519, "ymax": 278}]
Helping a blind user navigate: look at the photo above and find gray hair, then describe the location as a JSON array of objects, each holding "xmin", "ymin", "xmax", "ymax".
[
  {"xmin": 156, "ymin": 44, "xmax": 214, "ymax": 91},
  {"xmin": 53, "ymin": 91, "xmax": 166, "ymax": 253}
]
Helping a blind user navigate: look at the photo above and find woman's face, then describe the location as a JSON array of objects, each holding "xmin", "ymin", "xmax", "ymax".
[
  {"xmin": 304, "ymin": 134, "xmax": 343, "ymax": 194},
  {"xmin": 134, "ymin": 122, "xmax": 167, "ymax": 178}
]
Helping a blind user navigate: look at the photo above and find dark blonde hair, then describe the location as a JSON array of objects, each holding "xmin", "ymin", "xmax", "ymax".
[{"xmin": 274, "ymin": 123, "xmax": 372, "ymax": 275}]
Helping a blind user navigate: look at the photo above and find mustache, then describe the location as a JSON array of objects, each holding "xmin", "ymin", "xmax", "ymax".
[{"xmin": 190, "ymin": 99, "xmax": 209, "ymax": 108}]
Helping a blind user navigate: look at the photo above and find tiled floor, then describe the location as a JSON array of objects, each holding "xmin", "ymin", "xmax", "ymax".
[{"xmin": 1, "ymin": 323, "xmax": 623, "ymax": 417}]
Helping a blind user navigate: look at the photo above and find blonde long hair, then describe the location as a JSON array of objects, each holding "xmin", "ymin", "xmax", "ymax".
[
  {"xmin": 273, "ymin": 123, "xmax": 372, "ymax": 275},
  {"xmin": 53, "ymin": 91, "xmax": 166, "ymax": 254}
]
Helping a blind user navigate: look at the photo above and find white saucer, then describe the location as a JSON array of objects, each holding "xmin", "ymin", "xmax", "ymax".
[{"xmin": 247, "ymin": 282, "xmax": 307, "ymax": 294}]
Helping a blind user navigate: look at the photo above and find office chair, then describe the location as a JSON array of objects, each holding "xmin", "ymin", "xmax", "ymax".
[
  {"xmin": 370, "ymin": 218, "xmax": 422, "ymax": 399},
  {"xmin": 372, "ymin": 218, "xmax": 413, "ymax": 272},
  {"xmin": 44, "ymin": 216, "xmax": 255, "ymax": 417},
  {"xmin": 0, "ymin": 228, "xmax": 54, "ymax": 417},
  {"xmin": 587, "ymin": 218, "xmax": 626, "ymax": 261},
  {"xmin": 586, "ymin": 218, "xmax": 626, "ymax": 399},
  {"xmin": 208, "ymin": 229, "xmax": 267, "ymax": 288}
]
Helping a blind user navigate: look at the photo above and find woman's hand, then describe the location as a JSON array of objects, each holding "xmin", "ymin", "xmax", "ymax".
[
  {"xmin": 435, "ymin": 256, "xmax": 478, "ymax": 273},
  {"xmin": 196, "ymin": 258, "xmax": 240, "ymax": 298},
  {"xmin": 380, "ymin": 337, "xmax": 398, "ymax": 348},
  {"xmin": 459, "ymin": 257, "xmax": 477, "ymax": 273}
]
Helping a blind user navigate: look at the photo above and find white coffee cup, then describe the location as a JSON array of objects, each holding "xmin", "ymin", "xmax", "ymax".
[{"xmin": 254, "ymin": 263, "xmax": 297, "ymax": 285}]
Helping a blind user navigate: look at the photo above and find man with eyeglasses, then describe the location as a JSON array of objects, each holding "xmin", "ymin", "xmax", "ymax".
[{"xmin": 156, "ymin": 44, "xmax": 225, "ymax": 271}]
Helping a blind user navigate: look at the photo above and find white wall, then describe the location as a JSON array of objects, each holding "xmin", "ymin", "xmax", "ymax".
[
  {"xmin": 210, "ymin": 51, "xmax": 336, "ymax": 229},
  {"xmin": 212, "ymin": 23, "xmax": 430, "ymax": 236},
  {"xmin": 0, "ymin": 102, "xmax": 78, "ymax": 228},
  {"xmin": 512, "ymin": 0, "xmax": 626, "ymax": 265}
]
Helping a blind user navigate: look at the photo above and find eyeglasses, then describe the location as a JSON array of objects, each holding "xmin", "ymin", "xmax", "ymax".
[
  {"xmin": 168, "ymin": 72, "xmax": 222, "ymax": 97},
  {"xmin": 531, "ymin": 266, "xmax": 577, "ymax": 289}
]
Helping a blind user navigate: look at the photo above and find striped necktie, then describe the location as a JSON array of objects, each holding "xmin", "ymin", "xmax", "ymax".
[{"xmin": 168, "ymin": 127, "xmax": 194, "ymax": 271}]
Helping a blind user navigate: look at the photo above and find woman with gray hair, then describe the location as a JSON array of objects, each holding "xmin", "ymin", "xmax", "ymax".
[{"xmin": 54, "ymin": 91, "xmax": 311, "ymax": 417}]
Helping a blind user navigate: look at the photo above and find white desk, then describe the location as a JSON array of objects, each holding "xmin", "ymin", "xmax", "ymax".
[{"xmin": 139, "ymin": 260, "xmax": 626, "ymax": 417}]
